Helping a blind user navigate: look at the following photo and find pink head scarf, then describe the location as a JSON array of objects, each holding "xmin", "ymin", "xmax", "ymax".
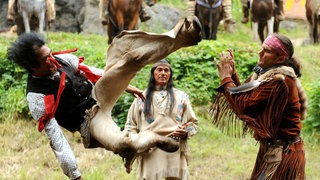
[{"xmin": 263, "ymin": 35, "xmax": 290, "ymax": 59}]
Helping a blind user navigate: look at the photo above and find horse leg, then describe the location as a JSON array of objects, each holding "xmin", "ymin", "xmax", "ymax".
[
  {"xmin": 267, "ymin": 17, "xmax": 274, "ymax": 35},
  {"xmin": 107, "ymin": 23, "xmax": 115, "ymax": 44},
  {"xmin": 209, "ymin": 10, "xmax": 214, "ymax": 40},
  {"xmin": 212, "ymin": 20, "xmax": 219, "ymax": 40},
  {"xmin": 258, "ymin": 22, "xmax": 266, "ymax": 42},
  {"xmin": 128, "ymin": 14, "xmax": 139, "ymax": 30},
  {"xmin": 204, "ymin": 26, "xmax": 209, "ymax": 39},
  {"xmin": 273, "ymin": 20, "xmax": 280, "ymax": 33},
  {"xmin": 306, "ymin": 18, "xmax": 314, "ymax": 44},
  {"xmin": 116, "ymin": 12, "xmax": 124, "ymax": 34},
  {"xmin": 21, "ymin": 11, "xmax": 31, "ymax": 33},
  {"xmin": 90, "ymin": 16, "xmax": 202, "ymax": 155},
  {"xmin": 38, "ymin": 11, "xmax": 46, "ymax": 34},
  {"xmin": 315, "ymin": 14, "xmax": 319, "ymax": 43},
  {"xmin": 252, "ymin": 22, "xmax": 259, "ymax": 42}
]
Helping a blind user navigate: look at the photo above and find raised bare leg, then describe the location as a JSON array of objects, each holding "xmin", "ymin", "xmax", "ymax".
[{"xmin": 89, "ymin": 17, "xmax": 202, "ymax": 155}]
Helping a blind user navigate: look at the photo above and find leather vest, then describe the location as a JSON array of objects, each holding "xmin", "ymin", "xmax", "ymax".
[{"xmin": 26, "ymin": 57, "xmax": 96, "ymax": 132}]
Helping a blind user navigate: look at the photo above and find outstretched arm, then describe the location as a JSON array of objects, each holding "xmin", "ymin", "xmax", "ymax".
[
  {"xmin": 126, "ymin": 84, "xmax": 145, "ymax": 101},
  {"xmin": 44, "ymin": 119, "xmax": 82, "ymax": 179},
  {"xmin": 27, "ymin": 92, "xmax": 81, "ymax": 179}
]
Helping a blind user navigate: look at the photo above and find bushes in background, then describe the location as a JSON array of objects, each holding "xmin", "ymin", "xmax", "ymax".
[{"xmin": 2, "ymin": 33, "xmax": 319, "ymax": 136}]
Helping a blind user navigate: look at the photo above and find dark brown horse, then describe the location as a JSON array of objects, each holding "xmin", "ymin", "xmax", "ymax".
[
  {"xmin": 195, "ymin": 0, "xmax": 223, "ymax": 40},
  {"xmin": 251, "ymin": 0, "xmax": 280, "ymax": 43},
  {"xmin": 107, "ymin": 0, "xmax": 141, "ymax": 44},
  {"xmin": 306, "ymin": 0, "xmax": 320, "ymax": 44}
]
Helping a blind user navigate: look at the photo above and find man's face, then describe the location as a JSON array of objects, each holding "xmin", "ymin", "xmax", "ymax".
[
  {"xmin": 33, "ymin": 45, "xmax": 56, "ymax": 76},
  {"xmin": 258, "ymin": 44, "xmax": 286, "ymax": 69},
  {"xmin": 153, "ymin": 65, "xmax": 171, "ymax": 86}
]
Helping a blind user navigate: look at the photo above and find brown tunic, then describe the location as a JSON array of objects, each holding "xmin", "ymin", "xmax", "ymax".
[{"xmin": 216, "ymin": 66, "xmax": 306, "ymax": 180}]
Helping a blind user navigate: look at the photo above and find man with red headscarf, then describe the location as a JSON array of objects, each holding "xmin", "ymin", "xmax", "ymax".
[{"xmin": 212, "ymin": 33, "xmax": 307, "ymax": 179}]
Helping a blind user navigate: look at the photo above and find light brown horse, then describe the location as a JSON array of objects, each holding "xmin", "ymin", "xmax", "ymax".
[
  {"xmin": 306, "ymin": 0, "xmax": 320, "ymax": 44},
  {"xmin": 107, "ymin": 0, "xmax": 141, "ymax": 44}
]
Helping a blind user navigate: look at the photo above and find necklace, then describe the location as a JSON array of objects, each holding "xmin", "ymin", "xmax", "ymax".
[
  {"xmin": 154, "ymin": 90, "xmax": 170, "ymax": 115},
  {"xmin": 159, "ymin": 90, "xmax": 167, "ymax": 98}
]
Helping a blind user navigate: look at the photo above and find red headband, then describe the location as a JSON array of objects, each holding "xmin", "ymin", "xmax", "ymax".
[{"xmin": 263, "ymin": 35, "xmax": 289, "ymax": 59}]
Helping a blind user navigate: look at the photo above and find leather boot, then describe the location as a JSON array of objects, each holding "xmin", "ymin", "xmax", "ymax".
[
  {"xmin": 187, "ymin": 0, "xmax": 196, "ymax": 21},
  {"xmin": 222, "ymin": 0, "xmax": 236, "ymax": 31},
  {"xmin": 100, "ymin": 0, "xmax": 109, "ymax": 25},
  {"xmin": 224, "ymin": 19, "xmax": 236, "ymax": 33},
  {"xmin": 101, "ymin": 12, "xmax": 109, "ymax": 25},
  {"xmin": 46, "ymin": 0, "xmax": 56, "ymax": 23},
  {"xmin": 241, "ymin": 6, "xmax": 249, "ymax": 24},
  {"xmin": 7, "ymin": 14, "xmax": 14, "ymax": 21},
  {"xmin": 139, "ymin": 7, "xmax": 151, "ymax": 22},
  {"xmin": 169, "ymin": 16, "xmax": 202, "ymax": 48},
  {"xmin": 7, "ymin": 0, "xmax": 15, "ymax": 21}
]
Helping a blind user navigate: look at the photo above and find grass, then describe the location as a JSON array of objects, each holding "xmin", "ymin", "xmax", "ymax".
[
  {"xmin": 1, "ymin": 115, "xmax": 320, "ymax": 179},
  {"xmin": 1, "ymin": 1, "xmax": 320, "ymax": 179}
]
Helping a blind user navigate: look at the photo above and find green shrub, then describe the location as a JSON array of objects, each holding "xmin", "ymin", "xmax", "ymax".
[
  {"xmin": 304, "ymin": 81, "xmax": 320, "ymax": 133},
  {"xmin": 0, "ymin": 38, "xmax": 29, "ymax": 121}
]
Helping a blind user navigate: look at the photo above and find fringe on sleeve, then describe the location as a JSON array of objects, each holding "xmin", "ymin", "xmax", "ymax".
[{"xmin": 209, "ymin": 92, "xmax": 249, "ymax": 138}]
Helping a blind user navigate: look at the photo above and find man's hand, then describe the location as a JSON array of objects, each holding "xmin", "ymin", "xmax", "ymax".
[
  {"xmin": 168, "ymin": 125, "xmax": 188, "ymax": 140},
  {"xmin": 214, "ymin": 49, "xmax": 235, "ymax": 80},
  {"xmin": 126, "ymin": 84, "xmax": 145, "ymax": 101}
]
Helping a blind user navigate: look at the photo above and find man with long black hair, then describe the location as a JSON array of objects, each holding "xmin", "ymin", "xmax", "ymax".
[{"xmin": 125, "ymin": 59, "xmax": 198, "ymax": 179}]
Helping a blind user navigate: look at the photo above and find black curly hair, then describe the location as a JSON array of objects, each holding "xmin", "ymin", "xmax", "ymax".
[{"xmin": 7, "ymin": 32, "xmax": 46, "ymax": 74}]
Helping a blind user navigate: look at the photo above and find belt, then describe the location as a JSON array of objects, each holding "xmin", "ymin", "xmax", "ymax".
[{"xmin": 268, "ymin": 135, "xmax": 301, "ymax": 146}]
